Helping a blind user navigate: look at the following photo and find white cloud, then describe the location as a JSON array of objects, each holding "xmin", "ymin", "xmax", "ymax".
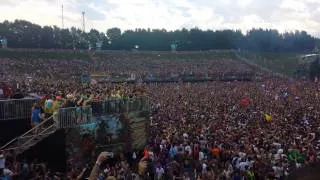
[
  {"xmin": 280, "ymin": 0, "xmax": 307, "ymax": 12},
  {"xmin": 0, "ymin": 0, "xmax": 319, "ymax": 37}
]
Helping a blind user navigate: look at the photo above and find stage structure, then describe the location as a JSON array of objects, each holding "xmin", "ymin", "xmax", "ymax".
[
  {"xmin": 296, "ymin": 54, "xmax": 320, "ymax": 80},
  {"xmin": 1, "ymin": 97, "xmax": 150, "ymax": 170},
  {"xmin": 170, "ymin": 42, "xmax": 178, "ymax": 52},
  {"xmin": 0, "ymin": 37, "xmax": 7, "ymax": 48}
]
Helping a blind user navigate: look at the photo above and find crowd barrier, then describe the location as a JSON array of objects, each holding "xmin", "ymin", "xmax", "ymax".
[
  {"xmin": 0, "ymin": 97, "xmax": 149, "ymax": 124},
  {"xmin": 56, "ymin": 97, "xmax": 149, "ymax": 129},
  {"xmin": 0, "ymin": 98, "xmax": 39, "ymax": 121},
  {"xmin": 56, "ymin": 106, "xmax": 92, "ymax": 129},
  {"xmin": 90, "ymin": 97, "xmax": 149, "ymax": 116}
]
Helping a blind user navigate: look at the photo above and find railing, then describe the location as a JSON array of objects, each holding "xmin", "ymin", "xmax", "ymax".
[
  {"xmin": 56, "ymin": 106, "xmax": 92, "ymax": 129},
  {"xmin": 56, "ymin": 97, "xmax": 149, "ymax": 129},
  {"xmin": 0, "ymin": 97, "xmax": 150, "ymax": 154},
  {"xmin": 90, "ymin": 97, "xmax": 149, "ymax": 116},
  {"xmin": 1, "ymin": 115, "xmax": 56, "ymax": 153},
  {"xmin": 0, "ymin": 98, "xmax": 39, "ymax": 121}
]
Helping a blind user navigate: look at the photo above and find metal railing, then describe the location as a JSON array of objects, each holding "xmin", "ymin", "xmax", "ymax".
[
  {"xmin": 0, "ymin": 98, "xmax": 39, "ymax": 121},
  {"xmin": 56, "ymin": 106, "xmax": 92, "ymax": 129},
  {"xmin": 0, "ymin": 96, "xmax": 150, "ymax": 155},
  {"xmin": 0, "ymin": 97, "xmax": 149, "ymax": 121},
  {"xmin": 91, "ymin": 97, "xmax": 149, "ymax": 116},
  {"xmin": 1, "ymin": 115, "xmax": 56, "ymax": 153},
  {"xmin": 56, "ymin": 97, "xmax": 149, "ymax": 128}
]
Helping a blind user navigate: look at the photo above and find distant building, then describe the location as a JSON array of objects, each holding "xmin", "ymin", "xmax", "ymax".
[
  {"xmin": 0, "ymin": 37, "xmax": 7, "ymax": 48},
  {"xmin": 296, "ymin": 54, "xmax": 320, "ymax": 79},
  {"xmin": 313, "ymin": 45, "xmax": 319, "ymax": 54},
  {"xmin": 171, "ymin": 43, "xmax": 177, "ymax": 52},
  {"xmin": 96, "ymin": 40, "xmax": 103, "ymax": 51}
]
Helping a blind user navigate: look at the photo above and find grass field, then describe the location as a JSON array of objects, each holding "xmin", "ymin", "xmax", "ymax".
[{"xmin": 237, "ymin": 51, "xmax": 301, "ymax": 76}]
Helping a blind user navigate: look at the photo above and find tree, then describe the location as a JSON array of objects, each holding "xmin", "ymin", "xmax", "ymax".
[
  {"xmin": 39, "ymin": 26, "xmax": 54, "ymax": 48},
  {"xmin": 88, "ymin": 29, "xmax": 100, "ymax": 49},
  {"xmin": 0, "ymin": 19, "xmax": 319, "ymax": 52},
  {"xmin": 106, "ymin": 28, "xmax": 121, "ymax": 42}
]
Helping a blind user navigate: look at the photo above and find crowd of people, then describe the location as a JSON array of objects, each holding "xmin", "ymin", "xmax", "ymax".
[
  {"xmin": 92, "ymin": 51, "xmax": 262, "ymax": 79},
  {"xmin": 0, "ymin": 51, "xmax": 264, "ymax": 95},
  {"xmin": 0, "ymin": 51, "xmax": 320, "ymax": 179},
  {"xmin": 146, "ymin": 80, "xmax": 320, "ymax": 179}
]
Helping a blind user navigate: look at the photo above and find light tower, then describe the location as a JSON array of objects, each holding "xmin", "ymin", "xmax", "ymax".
[
  {"xmin": 61, "ymin": 4, "xmax": 64, "ymax": 28},
  {"xmin": 82, "ymin": 11, "xmax": 85, "ymax": 32}
]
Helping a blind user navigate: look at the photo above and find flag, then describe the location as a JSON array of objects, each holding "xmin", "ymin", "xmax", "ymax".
[
  {"xmin": 143, "ymin": 147, "xmax": 149, "ymax": 158},
  {"xmin": 288, "ymin": 150, "xmax": 306, "ymax": 163},
  {"xmin": 240, "ymin": 98, "xmax": 250, "ymax": 108},
  {"xmin": 264, "ymin": 114, "xmax": 272, "ymax": 122}
]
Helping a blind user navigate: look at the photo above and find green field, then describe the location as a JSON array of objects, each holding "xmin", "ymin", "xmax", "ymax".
[{"xmin": 237, "ymin": 51, "xmax": 301, "ymax": 76}]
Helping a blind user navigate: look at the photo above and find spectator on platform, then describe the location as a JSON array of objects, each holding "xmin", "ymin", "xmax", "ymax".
[{"xmin": 31, "ymin": 103, "xmax": 42, "ymax": 128}]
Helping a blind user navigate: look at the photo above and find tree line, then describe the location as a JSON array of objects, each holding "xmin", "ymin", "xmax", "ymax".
[{"xmin": 0, "ymin": 20, "xmax": 319, "ymax": 52}]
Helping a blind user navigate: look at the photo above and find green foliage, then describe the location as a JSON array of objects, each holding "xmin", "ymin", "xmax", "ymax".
[{"xmin": 0, "ymin": 20, "xmax": 318, "ymax": 52}]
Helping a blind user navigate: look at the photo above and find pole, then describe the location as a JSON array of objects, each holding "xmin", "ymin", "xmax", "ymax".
[
  {"xmin": 62, "ymin": 4, "xmax": 64, "ymax": 28},
  {"xmin": 82, "ymin": 11, "xmax": 85, "ymax": 32}
]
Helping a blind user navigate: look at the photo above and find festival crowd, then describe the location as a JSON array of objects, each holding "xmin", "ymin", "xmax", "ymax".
[{"xmin": 0, "ymin": 52, "xmax": 320, "ymax": 180}]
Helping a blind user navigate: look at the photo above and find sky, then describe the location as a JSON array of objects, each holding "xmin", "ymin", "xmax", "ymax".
[{"xmin": 0, "ymin": 0, "xmax": 319, "ymax": 37}]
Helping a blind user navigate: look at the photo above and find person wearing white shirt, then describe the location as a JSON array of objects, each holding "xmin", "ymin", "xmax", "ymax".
[
  {"xmin": 239, "ymin": 161, "xmax": 249, "ymax": 172},
  {"xmin": 185, "ymin": 145, "xmax": 192, "ymax": 154},
  {"xmin": 0, "ymin": 154, "xmax": 5, "ymax": 169},
  {"xmin": 0, "ymin": 153, "xmax": 5, "ymax": 176},
  {"xmin": 199, "ymin": 151, "xmax": 204, "ymax": 161},
  {"xmin": 132, "ymin": 152, "xmax": 137, "ymax": 161},
  {"xmin": 2, "ymin": 168, "xmax": 13, "ymax": 177},
  {"xmin": 156, "ymin": 166, "xmax": 164, "ymax": 180},
  {"xmin": 183, "ymin": 133, "xmax": 188, "ymax": 139},
  {"xmin": 272, "ymin": 165, "xmax": 283, "ymax": 178},
  {"xmin": 232, "ymin": 156, "xmax": 240, "ymax": 168},
  {"xmin": 202, "ymin": 163, "xmax": 207, "ymax": 173},
  {"xmin": 238, "ymin": 152, "xmax": 246, "ymax": 159}
]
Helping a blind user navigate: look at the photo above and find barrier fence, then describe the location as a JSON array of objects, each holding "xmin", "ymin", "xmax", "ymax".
[
  {"xmin": 56, "ymin": 106, "xmax": 92, "ymax": 129},
  {"xmin": 56, "ymin": 97, "xmax": 149, "ymax": 129},
  {"xmin": 0, "ymin": 97, "xmax": 149, "ymax": 125},
  {"xmin": 90, "ymin": 97, "xmax": 149, "ymax": 116},
  {"xmin": 0, "ymin": 98, "xmax": 39, "ymax": 121}
]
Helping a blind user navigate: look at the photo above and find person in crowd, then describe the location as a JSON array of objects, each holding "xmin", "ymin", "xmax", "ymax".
[
  {"xmin": 31, "ymin": 103, "xmax": 42, "ymax": 128},
  {"xmin": 0, "ymin": 52, "xmax": 319, "ymax": 179}
]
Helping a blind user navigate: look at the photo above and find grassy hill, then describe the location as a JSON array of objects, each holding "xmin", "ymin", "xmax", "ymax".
[{"xmin": 237, "ymin": 51, "xmax": 301, "ymax": 76}]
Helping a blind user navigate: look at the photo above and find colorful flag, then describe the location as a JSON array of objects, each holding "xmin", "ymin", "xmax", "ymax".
[
  {"xmin": 240, "ymin": 98, "xmax": 250, "ymax": 108},
  {"xmin": 264, "ymin": 114, "xmax": 272, "ymax": 122},
  {"xmin": 288, "ymin": 150, "xmax": 306, "ymax": 163}
]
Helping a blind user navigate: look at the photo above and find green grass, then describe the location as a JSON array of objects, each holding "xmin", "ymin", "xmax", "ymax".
[{"xmin": 238, "ymin": 51, "xmax": 301, "ymax": 76}]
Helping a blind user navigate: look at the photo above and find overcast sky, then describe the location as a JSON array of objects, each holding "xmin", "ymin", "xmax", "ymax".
[{"xmin": 0, "ymin": 0, "xmax": 319, "ymax": 37}]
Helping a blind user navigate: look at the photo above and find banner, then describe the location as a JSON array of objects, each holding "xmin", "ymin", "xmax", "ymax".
[{"xmin": 65, "ymin": 105, "xmax": 149, "ymax": 174}]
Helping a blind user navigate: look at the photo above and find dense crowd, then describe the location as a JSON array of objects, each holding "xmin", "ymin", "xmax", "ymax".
[
  {"xmin": 0, "ymin": 52, "xmax": 320, "ymax": 180},
  {"xmin": 92, "ymin": 52, "xmax": 263, "ymax": 78},
  {"xmin": 0, "ymin": 51, "xmax": 264, "ymax": 94},
  {"xmin": 146, "ymin": 80, "xmax": 320, "ymax": 179}
]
